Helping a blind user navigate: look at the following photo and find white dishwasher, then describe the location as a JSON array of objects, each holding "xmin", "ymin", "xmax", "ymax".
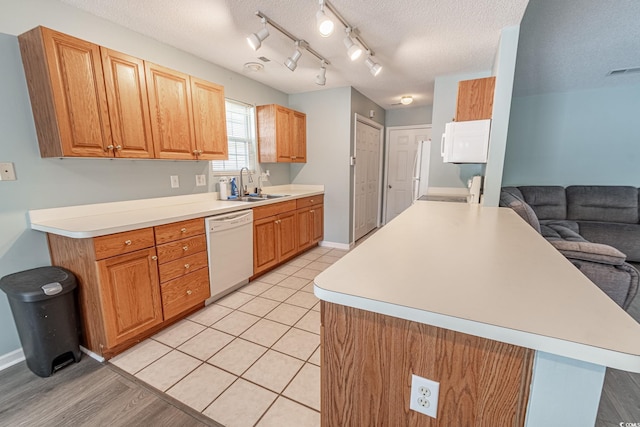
[{"xmin": 205, "ymin": 209, "xmax": 254, "ymax": 304}]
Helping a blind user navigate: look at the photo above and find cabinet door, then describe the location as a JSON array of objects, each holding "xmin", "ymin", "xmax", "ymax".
[
  {"xmin": 311, "ymin": 205, "xmax": 324, "ymax": 243},
  {"xmin": 275, "ymin": 106, "xmax": 293, "ymax": 162},
  {"xmin": 292, "ymin": 111, "xmax": 307, "ymax": 163},
  {"xmin": 146, "ymin": 62, "xmax": 196, "ymax": 159},
  {"xmin": 101, "ymin": 48, "xmax": 153, "ymax": 158},
  {"xmin": 278, "ymin": 211, "xmax": 298, "ymax": 261},
  {"xmin": 97, "ymin": 247, "xmax": 162, "ymax": 347},
  {"xmin": 21, "ymin": 27, "xmax": 112, "ymax": 157},
  {"xmin": 455, "ymin": 77, "xmax": 496, "ymax": 121},
  {"xmin": 191, "ymin": 77, "xmax": 228, "ymax": 160},
  {"xmin": 254, "ymin": 216, "xmax": 279, "ymax": 274},
  {"xmin": 297, "ymin": 208, "xmax": 313, "ymax": 251}
]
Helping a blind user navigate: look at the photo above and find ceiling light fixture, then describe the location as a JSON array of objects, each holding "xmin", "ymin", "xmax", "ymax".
[
  {"xmin": 316, "ymin": 61, "xmax": 327, "ymax": 86},
  {"xmin": 400, "ymin": 96, "xmax": 414, "ymax": 105},
  {"xmin": 246, "ymin": 18, "xmax": 269, "ymax": 51},
  {"xmin": 316, "ymin": 0, "xmax": 334, "ymax": 37},
  {"xmin": 285, "ymin": 42, "xmax": 303, "ymax": 71},
  {"xmin": 250, "ymin": 11, "xmax": 331, "ymax": 83},
  {"xmin": 343, "ymin": 28, "xmax": 362, "ymax": 61},
  {"xmin": 365, "ymin": 54, "xmax": 382, "ymax": 76}
]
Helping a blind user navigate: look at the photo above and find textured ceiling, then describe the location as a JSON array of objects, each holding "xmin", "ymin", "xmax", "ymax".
[
  {"xmin": 513, "ymin": 0, "xmax": 640, "ymax": 97},
  {"xmin": 58, "ymin": 0, "xmax": 527, "ymax": 108}
]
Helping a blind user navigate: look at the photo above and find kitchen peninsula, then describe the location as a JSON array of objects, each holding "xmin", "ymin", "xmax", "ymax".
[{"xmin": 314, "ymin": 201, "xmax": 640, "ymax": 427}]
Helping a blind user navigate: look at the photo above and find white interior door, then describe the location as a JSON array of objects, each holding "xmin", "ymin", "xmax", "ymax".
[
  {"xmin": 384, "ymin": 126, "xmax": 431, "ymax": 224},
  {"xmin": 354, "ymin": 118, "xmax": 382, "ymax": 241}
]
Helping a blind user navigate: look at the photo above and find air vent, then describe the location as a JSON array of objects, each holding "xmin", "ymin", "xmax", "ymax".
[
  {"xmin": 607, "ymin": 66, "xmax": 640, "ymax": 76},
  {"xmin": 258, "ymin": 56, "xmax": 271, "ymax": 62}
]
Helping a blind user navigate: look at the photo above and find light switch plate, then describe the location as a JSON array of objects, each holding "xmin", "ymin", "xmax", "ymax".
[
  {"xmin": 195, "ymin": 174, "xmax": 206, "ymax": 186},
  {"xmin": 0, "ymin": 162, "xmax": 16, "ymax": 181},
  {"xmin": 170, "ymin": 175, "xmax": 180, "ymax": 188}
]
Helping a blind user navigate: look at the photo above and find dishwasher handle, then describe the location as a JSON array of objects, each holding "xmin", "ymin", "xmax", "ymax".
[
  {"xmin": 207, "ymin": 210, "xmax": 253, "ymax": 232},
  {"xmin": 210, "ymin": 211, "xmax": 252, "ymax": 222}
]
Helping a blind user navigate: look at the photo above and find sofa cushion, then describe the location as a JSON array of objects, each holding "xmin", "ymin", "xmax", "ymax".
[
  {"xmin": 499, "ymin": 188, "xmax": 541, "ymax": 233},
  {"xmin": 566, "ymin": 186, "xmax": 639, "ymax": 224},
  {"xmin": 550, "ymin": 240, "xmax": 627, "ymax": 265},
  {"xmin": 540, "ymin": 220, "xmax": 583, "ymax": 241},
  {"xmin": 519, "ymin": 186, "xmax": 567, "ymax": 220},
  {"xmin": 568, "ymin": 260, "xmax": 638, "ymax": 309},
  {"xmin": 578, "ymin": 221, "xmax": 640, "ymax": 263}
]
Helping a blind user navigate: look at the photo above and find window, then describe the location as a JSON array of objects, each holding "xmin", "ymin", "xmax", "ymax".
[{"xmin": 211, "ymin": 100, "xmax": 256, "ymax": 173}]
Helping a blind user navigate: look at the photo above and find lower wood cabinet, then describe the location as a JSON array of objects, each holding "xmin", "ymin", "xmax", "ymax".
[
  {"xmin": 47, "ymin": 218, "xmax": 210, "ymax": 359},
  {"xmin": 253, "ymin": 195, "xmax": 324, "ymax": 277}
]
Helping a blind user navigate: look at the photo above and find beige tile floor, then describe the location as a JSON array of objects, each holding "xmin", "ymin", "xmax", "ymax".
[{"xmin": 110, "ymin": 245, "xmax": 348, "ymax": 427}]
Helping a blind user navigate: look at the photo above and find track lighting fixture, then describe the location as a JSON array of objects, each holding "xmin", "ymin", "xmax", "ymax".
[
  {"xmin": 365, "ymin": 55, "xmax": 382, "ymax": 76},
  {"xmin": 246, "ymin": 18, "xmax": 269, "ymax": 51},
  {"xmin": 316, "ymin": 61, "xmax": 327, "ymax": 85},
  {"xmin": 343, "ymin": 28, "xmax": 362, "ymax": 61},
  {"xmin": 316, "ymin": 0, "xmax": 335, "ymax": 37},
  {"xmin": 285, "ymin": 43, "xmax": 303, "ymax": 71}
]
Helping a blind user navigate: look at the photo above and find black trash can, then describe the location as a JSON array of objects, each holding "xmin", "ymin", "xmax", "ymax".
[{"xmin": 0, "ymin": 266, "xmax": 82, "ymax": 377}]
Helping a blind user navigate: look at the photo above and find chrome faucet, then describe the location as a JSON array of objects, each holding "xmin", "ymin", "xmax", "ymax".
[{"xmin": 239, "ymin": 167, "xmax": 253, "ymax": 197}]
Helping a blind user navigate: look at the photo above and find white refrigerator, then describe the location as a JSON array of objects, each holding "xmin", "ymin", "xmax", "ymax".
[{"xmin": 440, "ymin": 119, "xmax": 491, "ymax": 163}]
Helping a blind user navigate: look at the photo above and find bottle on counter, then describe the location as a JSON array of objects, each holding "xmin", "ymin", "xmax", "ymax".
[
  {"xmin": 218, "ymin": 178, "xmax": 229, "ymax": 200},
  {"xmin": 230, "ymin": 177, "xmax": 238, "ymax": 197}
]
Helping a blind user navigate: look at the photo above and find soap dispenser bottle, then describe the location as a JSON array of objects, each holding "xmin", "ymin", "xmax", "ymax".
[{"xmin": 230, "ymin": 177, "xmax": 238, "ymax": 197}]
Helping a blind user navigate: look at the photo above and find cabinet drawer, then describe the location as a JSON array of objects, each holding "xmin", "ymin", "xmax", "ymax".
[
  {"xmin": 93, "ymin": 228, "xmax": 155, "ymax": 260},
  {"xmin": 154, "ymin": 218, "xmax": 204, "ymax": 244},
  {"xmin": 296, "ymin": 195, "xmax": 323, "ymax": 209},
  {"xmin": 253, "ymin": 200, "xmax": 297, "ymax": 221},
  {"xmin": 159, "ymin": 251, "xmax": 208, "ymax": 283},
  {"xmin": 161, "ymin": 268, "xmax": 210, "ymax": 320},
  {"xmin": 156, "ymin": 235, "xmax": 207, "ymax": 264}
]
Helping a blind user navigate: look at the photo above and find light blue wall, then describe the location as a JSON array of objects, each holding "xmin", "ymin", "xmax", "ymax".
[
  {"xmin": 0, "ymin": 0, "xmax": 290, "ymax": 357},
  {"xmin": 385, "ymin": 106, "xmax": 433, "ymax": 127},
  {"xmin": 503, "ymin": 83, "xmax": 640, "ymax": 186},
  {"xmin": 429, "ymin": 71, "xmax": 490, "ymax": 188},
  {"xmin": 289, "ymin": 88, "xmax": 352, "ymax": 244}
]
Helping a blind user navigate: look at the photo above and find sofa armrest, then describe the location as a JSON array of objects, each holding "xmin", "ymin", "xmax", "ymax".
[{"xmin": 550, "ymin": 240, "xmax": 627, "ymax": 265}]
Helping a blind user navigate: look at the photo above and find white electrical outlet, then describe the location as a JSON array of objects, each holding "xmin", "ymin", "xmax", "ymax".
[
  {"xmin": 170, "ymin": 175, "xmax": 180, "ymax": 188},
  {"xmin": 0, "ymin": 162, "xmax": 17, "ymax": 181},
  {"xmin": 195, "ymin": 174, "xmax": 206, "ymax": 186},
  {"xmin": 410, "ymin": 374, "xmax": 439, "ymax": 418}
]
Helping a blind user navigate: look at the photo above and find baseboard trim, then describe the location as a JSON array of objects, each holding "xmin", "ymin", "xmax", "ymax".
[
  {"xmin": 80, "ymin": 345, "xmax": 105, "ymax": 363},
  {"xmin": 319, "ymin": 241, "xmax": 353, "ymax": 250},
  {"xmin": 0, "ymin": 348, "xmax": 25, "ymax": 371}
]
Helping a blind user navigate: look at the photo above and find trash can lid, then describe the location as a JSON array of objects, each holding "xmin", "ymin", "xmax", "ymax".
[{"xmin": 0, "ymin": 266, "xmax": 77, "ymax": 302}]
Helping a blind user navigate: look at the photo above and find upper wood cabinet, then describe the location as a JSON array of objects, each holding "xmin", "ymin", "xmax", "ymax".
[
  {"xmin": 19, "ymin": 26, "xmax": 113, "ymax": 157},
  {"xmin": 191, "ymin": 77, "xmax": 228, "ymax": 160},
  {"xmin": 455, "ymin": 76, "xmax": 496, "ymax": 122},
  {"xmin": 101, "ymin": 48, "xmax": 154, "ymax": 158},
  {"xmin": 18, "ymin": 26, "xmax": 229, "ymax": 161},
  {"xmin": 257, "ymin": 104, "xmax": 307, "ymax": 163}
]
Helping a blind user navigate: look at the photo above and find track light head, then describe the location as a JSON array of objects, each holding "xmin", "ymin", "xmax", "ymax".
[
  {"xmin": 316, "ymin": 1, "xmax": 334, "ymax": 37},
  {"xmin": 316, "ymin": 62, "xmax": 327, "ymax": 85},
  {"xmin": 365, "ymin": 56, "xmax": 382, "ymax": 77},
  {"xmin": 285, "ymin": 45, "xmax": 303, "ymax": 71},
  {"xmin": 247, "ymin": 20, "xmax": 269, "ymax": 51},
  {"xmin": 343, "ymin": 29, "xmax": 362, "ymax": 61}
]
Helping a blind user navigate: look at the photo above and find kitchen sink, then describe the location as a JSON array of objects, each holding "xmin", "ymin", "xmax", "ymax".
[{"xmin": 222, "ymin": 194, "xmax": 290, "ymax": 203}]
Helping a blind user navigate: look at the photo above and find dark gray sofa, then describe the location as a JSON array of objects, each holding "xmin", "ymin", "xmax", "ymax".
[{"xmin": 500, "ymin": 186, "xmax": 639, "ymax": 309}]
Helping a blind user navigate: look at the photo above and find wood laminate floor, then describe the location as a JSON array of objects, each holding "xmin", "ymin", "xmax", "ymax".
[{"xmin": 0, "ymin": 356, "xmax": 221, "ymax": 427}]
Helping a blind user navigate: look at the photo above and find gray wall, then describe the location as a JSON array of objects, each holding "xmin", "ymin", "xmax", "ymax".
[
  {"xmin": 503, "ymin": 83, "xmax": 640, "ymax": 186},
  {"xmin": 429, "ymin": 71, "xmax": 491, "ymax": 188},
  {"xmin": 289, "ymin": 88, "xmax": 352, "ymax": 244},
  {"xmin": 0, "ymin": 0, "xmax": 289, "ymax": 357},
  {"xmin": 385, "ymin": 106, "xmax": 433, "ymax": 127}
]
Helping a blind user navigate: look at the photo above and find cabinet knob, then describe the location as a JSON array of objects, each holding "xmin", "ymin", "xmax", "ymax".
[
  {"xmin": 184, "ymin": 263, "xmax": 190, "ymax": 269},
  {"xmin": 124, "ymin": 239, "xmax": 132, "ymax": 246},
  {"xmin": 193, "ymin": 150, "xmax": 199, "ymax": 155},
  {"xmin": 183, "ymin": 245, "xmax": 189, "ymax": 251},
  {"xmin": 186, "ymin": 290, "xmax": 193, "ymax": 295},
  {"xmin": 310, "ymin": 210, "xmax": 315, "ymax": 214},
  {"xmin": 115, "ymin": 145, "xmax": 122, "ymax": 150},
  {"xmin": 105, "ymin": 145, "xmax": 114, "ymax": 151},
  {"xmin": 181, "ymin": 228, "xmax": 187, "ymax": 233},
  {"xmin": 310, "ymin": 199, "xmax": 314, "ymax": 203},
  {"xmin": 151, "ymin": 255, "xmax": 158, "ymax": 260}
]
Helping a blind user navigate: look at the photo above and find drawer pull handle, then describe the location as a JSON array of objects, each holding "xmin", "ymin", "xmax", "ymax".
[
  {"xmin": 186, "ymin": 290, "xmax": 193, "ymax": 295},
  {"xmin": 124, "ymin": 240, "xmax": 132, "ymax": 246},
  {"xmin": 184, "ymin": 263, "xmax": 190, "ymax": 269},
  {"xmin": 151, "ymin": 255, "xmax": 158, "ymax": 260},
  {"xmin": 183, "ymin": 245, "xmax": 189, "ymax": 251},
  {"xmin": 181, "ymin": 228, "xmax": 187, "ymax": 233}
]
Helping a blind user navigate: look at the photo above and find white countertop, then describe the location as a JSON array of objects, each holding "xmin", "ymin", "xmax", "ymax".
[
  {"xmin": 314, "ymin": 201, "xmax": 640, "ymax": 372},
  {"xmin": 29, "ymin": 185, "xmax": 324, "ymax": 238}
]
